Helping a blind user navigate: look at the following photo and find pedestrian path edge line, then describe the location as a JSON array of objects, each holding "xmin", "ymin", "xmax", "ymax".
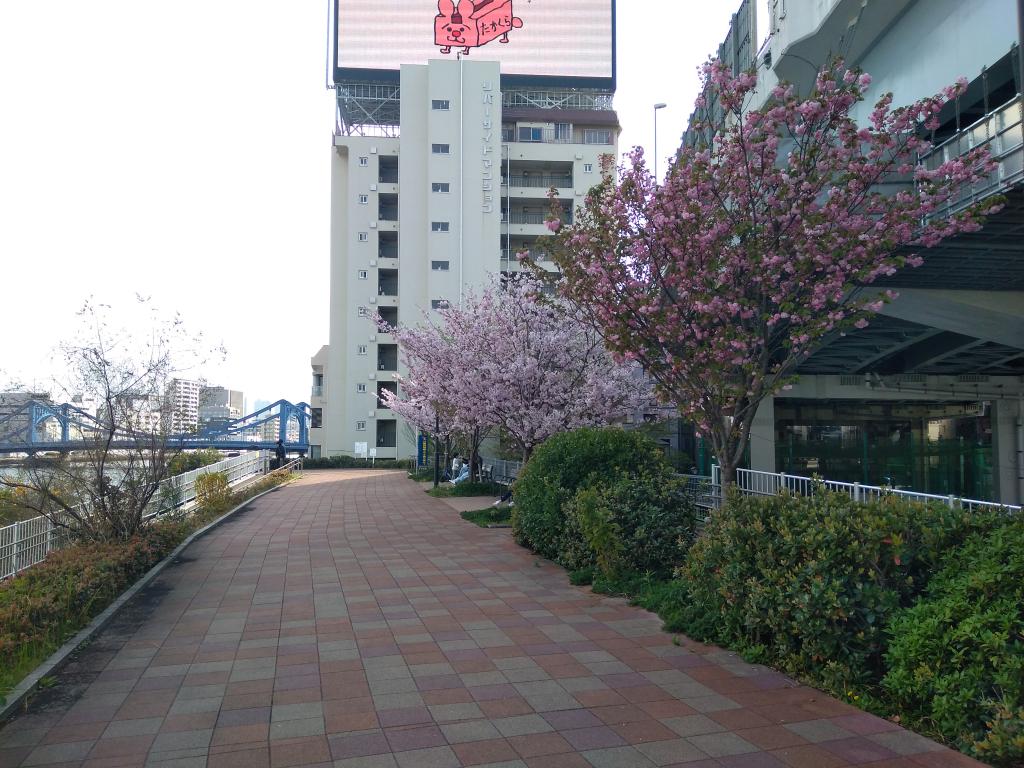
[{"xmin": 0, "ymin": 483, "xmax": 288, "ymax": 724}]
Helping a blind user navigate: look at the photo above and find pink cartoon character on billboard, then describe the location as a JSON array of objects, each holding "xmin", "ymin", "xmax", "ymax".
[{"xmin": 435, "ymin": 0, "xmax": 524, "ymax": 56}]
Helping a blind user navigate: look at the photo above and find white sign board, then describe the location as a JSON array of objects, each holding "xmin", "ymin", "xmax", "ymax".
[{"xmin": 354, "ymin": 442, "xmax": 368, "ymax": 458}]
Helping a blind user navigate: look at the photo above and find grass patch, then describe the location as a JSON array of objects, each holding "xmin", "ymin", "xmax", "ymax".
[
  {"xmin": 407, "ymin": 469, "xmax": 436, "ymax": 482},
  {"xmin": 460, "ymin": 507, "xmax": 512, "ymax": 527},
  {"xmin": 0, "ymin": 469, "xmax": 294, "ymax": 704},
  {"xmin": 427, "ymin": 481, "xmax": 506, "ymax": 498}
]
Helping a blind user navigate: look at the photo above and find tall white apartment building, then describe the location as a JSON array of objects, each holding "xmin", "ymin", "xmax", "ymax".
[
  {"xmin": 166, "ymin": 379, "xmax": 201, "ymax": 434},
  {"xmin": 311, "ymin": 57, "xmax": 618, "ymax": 460}
]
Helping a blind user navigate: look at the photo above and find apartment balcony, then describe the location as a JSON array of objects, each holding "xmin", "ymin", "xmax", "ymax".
[
  {"xmin": 379, "ymin": 156, "xmax": 399, "ymax": 185},
  {"xmin": 378, "ymin": 269, "xmax": 398, "ymax": 298},
  {"xmin": 379, "ymin": 232, "xmax": 398, "ymax": 260},
  {"xmin": 503, "ymin": 208, "xmax": 572, "ymax": 236},
  {"xmin": 377, "ymin": 307, "xmax": 398, "ymax": 330},
  {"xmin": 502, "ymin": 173, "xmax": 574, "ymax": 201},
  {"xmin": 377, "ymin": 344, "xmax": 398, "ymax": 372},
  {"xmin": 376, "ymin": 382, "xmax": 397, "ymax": 409},
  {"xmin": 376, "ymin": 419, "xmax": 397, "ymax": 449},
  {"xmin": 502, "ymin": 126, "xmax": 614, "ymax": 146},
  {"xmin": 504, "ymin": 174, "xmax": 573, "ymax": 189}
]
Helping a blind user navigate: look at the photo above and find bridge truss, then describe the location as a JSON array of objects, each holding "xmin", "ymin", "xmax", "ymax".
[{"xmin": 0, "ymin": 399, "xmax": 311, "ymax": 455}]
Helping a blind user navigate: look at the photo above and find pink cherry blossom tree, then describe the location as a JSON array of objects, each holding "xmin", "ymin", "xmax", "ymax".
[
  {"xmin": 532, "ymin": 60, "xmax": 1001, "ymax": 487},
  {"xmin": 383, "ymin": 275, "xmax": 656, "ymax": 465}
]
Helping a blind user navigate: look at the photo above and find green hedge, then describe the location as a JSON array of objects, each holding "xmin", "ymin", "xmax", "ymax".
[
  {"xmin": 303, "ymin": 456, "xmax": 414, "ymax": 469},
  {"xmin": 561, "ymin": 468, "xmax": 697, "ymax": 578},
  {"xmin": 677, "ymin": 490, "xmax": 999, "ymax": 692},
  {"xmin": 883, "ymin": 518, "xmax": 1024, "ymax": 765},
  {"xmin": 0, "ymin": 469, "xmax": 293, "ymax": 702},
  {"xmin": 512, "ymin": 427, "xmax": 668, "ymax": 560}
]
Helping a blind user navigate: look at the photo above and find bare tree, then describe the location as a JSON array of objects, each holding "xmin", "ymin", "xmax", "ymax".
[{"xmin": 1, "ymin": 298, "xmax": 222, "ymax": 541}]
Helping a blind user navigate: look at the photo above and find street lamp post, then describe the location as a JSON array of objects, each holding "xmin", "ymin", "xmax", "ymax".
[{"xmin": 653, "ymin": 103, "xmax": 667, "ymax": 181}]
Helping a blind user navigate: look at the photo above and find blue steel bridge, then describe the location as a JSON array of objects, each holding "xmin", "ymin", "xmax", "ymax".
[{"xmin": 0, "ymin": 399, "xmax": 310, "ymax": 455}]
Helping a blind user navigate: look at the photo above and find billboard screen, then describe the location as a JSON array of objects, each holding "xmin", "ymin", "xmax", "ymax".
[{"xmin": 333, "ymin": 0, "xmax": 615, "ymax": 90}]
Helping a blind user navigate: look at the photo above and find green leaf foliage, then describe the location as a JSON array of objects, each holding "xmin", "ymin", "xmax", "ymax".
[
  {"xmin": 512, "ymin": 427, "xmax": 669, "ymax": 560},
  {"xmin": 676, "ymin": 490, "xmax": 1002, "ymax": 693},
  {"xmin": 562, "ymin": 469, "xmax": 698, "ymax": 578},
  {"xmin": 167, "ymin": 449, "xmax": 224, "ymax": 476},
  {"xmin": 882, "ymin": 517, "xmax": 1024, "ymax": 765}
]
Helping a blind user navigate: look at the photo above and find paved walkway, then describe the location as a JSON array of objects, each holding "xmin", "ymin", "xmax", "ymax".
[{"xmin": 0, "ymin": 471, "xmax": 983, "ymax": 768}]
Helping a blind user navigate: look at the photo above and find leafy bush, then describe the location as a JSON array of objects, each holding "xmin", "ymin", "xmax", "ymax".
[
  {"xmin": 0, "ymin": 468, "xmax": 293, "ymax": 700},
  {"xmin": 562, "ymin": 469, "xmax": 696, "ymax": 578},
  {"xmin": 0, "ymin": 523, "xmax": 189, "ymax": 695},
  {"xmin": 512, "ymin": 427, "xmax": 667, "ymax": 560},
  {"xmin": 168, "ymin": 449, "xmax": 223, "ymax": 476},
  {"xmin": 304, "ymin": 456, "xmax": 414, "ymax": 469},
  {"xmin": 883, "ymin": 518, "xmax": 1024, "ymax": 765},
  {"xmin": 676, "ymin": 490, "xmax": 1000, "ymax": 693},
  {"xmin": 194, "ymin": 471, "xmax": 230, "ymax": 510}
]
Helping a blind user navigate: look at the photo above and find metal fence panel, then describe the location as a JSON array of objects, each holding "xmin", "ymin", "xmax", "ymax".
[{"xmin": 0, "ymin": 451, "xmax": 268, "ymax": 580}]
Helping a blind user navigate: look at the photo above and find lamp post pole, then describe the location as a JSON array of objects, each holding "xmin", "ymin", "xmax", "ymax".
[
  {"xmin": 433, "ymin": 413, "xmax": 440, "ymax": 489},
  {"xmin": 653, "ymin": 103, "xmax": 667, "ymax": 181}
]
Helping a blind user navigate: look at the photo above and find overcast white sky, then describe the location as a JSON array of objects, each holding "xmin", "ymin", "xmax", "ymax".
[{"xmin": 0, "ymin": 2, "xmax": 755, "ymax": 409}]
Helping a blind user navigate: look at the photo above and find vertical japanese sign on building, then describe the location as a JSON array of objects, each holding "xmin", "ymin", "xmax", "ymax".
[{"xmin": 481, "ymin": 80, "xmax": 496, "ymax": 214}]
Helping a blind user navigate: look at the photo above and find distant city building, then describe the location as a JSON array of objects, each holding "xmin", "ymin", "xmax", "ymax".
[
  {"xmin": 167, "ymin": 379, "xmax": 201, "ymax": 433},
  {"xmin": 198, "ymin": 387, "xmax": 244, "ymax": 429},
  {"xmin": 0, "ymin": 391, "xmax": 56, "ymax": 443}
]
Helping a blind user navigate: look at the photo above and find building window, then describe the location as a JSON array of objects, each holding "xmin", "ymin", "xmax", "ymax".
[
  {"xmin": 358, "ymin": 194, "xmax": 368, "ymax": 204},
  {"xmin": 431, "ymin": 260, "xmax": 450, "ymax": 271},
  {"xmin": 358, "ymin": 156, "xmax": 369, "ymax": 166},
  {"xmin": 584, "ymin": 163, "xmax": 593, "ymax": 173},
  {"xmin": 431, "ymin": 99, "xmax": 450, "ymax": 111},
  {"xmin": 357, "ymin": 344, "xmax": 367, "ymax": 355},
  {"xmin": 431, "ymin": 299, "xmax": 448, "ymax": 310},
  {"xmin": 555, "ymin": 122, "xmax": 571, "ymax": 141},
  {"xmin": 357, "ymin": 270, "xmax": 368, "ymax": 280},
  {"xmin": 356, "ymin": 420, "xmax": 366, "ymax": 431},
  {"xmin": 431, "ymin": 143, "xmax": 450, "ymax": 154},
  {"xmin": 584, "ymin": 129, "xmax": 612, "ymax": 145},
  {"xmin": 311, "ymin": 408, "xmax": 322, "ymax": 429},
  {"xmin": 518, "ymin": 126, "xmax": 543, "ymax": 142},
  {"xmin": 431, "ymin": 221, "xmax": 450, "ymax": 232},
  {"xmin": 431, "ymin": 182, "xmax": 450, "ymax": 193},
  {"xmin": 358, "ymin": 232, "xmax": 368, "ymax": 242},
  {"xmin": 357, "ymin": 306, "xmax": 369, "ymax": 317},
  {"xmin": 356, "ymin": 383, "xmax": 366, "ymax": 393}
]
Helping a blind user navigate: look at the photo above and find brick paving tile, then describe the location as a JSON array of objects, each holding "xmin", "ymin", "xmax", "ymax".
[{"xmin": 0, "ymin": 472, "xmax": 987, "ymax": 768}]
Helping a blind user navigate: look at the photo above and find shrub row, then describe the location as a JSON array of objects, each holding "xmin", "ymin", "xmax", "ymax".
[
  {"xmin": 512, "ymin": 428, "xmax": 697, "ymax": 578},
  {"xmin": 676, "ymin": 493, "xmax": 1023, "ymax": 765},
  {"xmin": 511, "ymin": 426, "xmax": 1022, "ymax": 765},
  {"xmin": 0, "ymin": 468, "xmax": 292, "ymax": 701},
  {"xmin": 303, "ymin": 455, "xmax": 414, "ymax": 470}
]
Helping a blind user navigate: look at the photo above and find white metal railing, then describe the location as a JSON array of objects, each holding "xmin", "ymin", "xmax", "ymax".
[
  {"xmin": 0, "ymin": 451, "xmax": 269, "ymax": 580},
  {"xmin": 480, "ymin": 457, "xmax": 523, "ymax": 485},
  {"xmin": 706, "ymin": 465, "xmax": 1022, "ymax": 514},
  {"xmin": 920, "ymin": 93, "xmax": 1023, "ymax": 217}
]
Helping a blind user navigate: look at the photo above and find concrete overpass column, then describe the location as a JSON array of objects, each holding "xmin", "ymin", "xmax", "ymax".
[
  {"xmin": 749, "ymin": 396, "xmax": 777, "ymax": 473},
  {"xmin": 991, "ymin": 399, "xmax": 1022, "ymax": 506}
]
